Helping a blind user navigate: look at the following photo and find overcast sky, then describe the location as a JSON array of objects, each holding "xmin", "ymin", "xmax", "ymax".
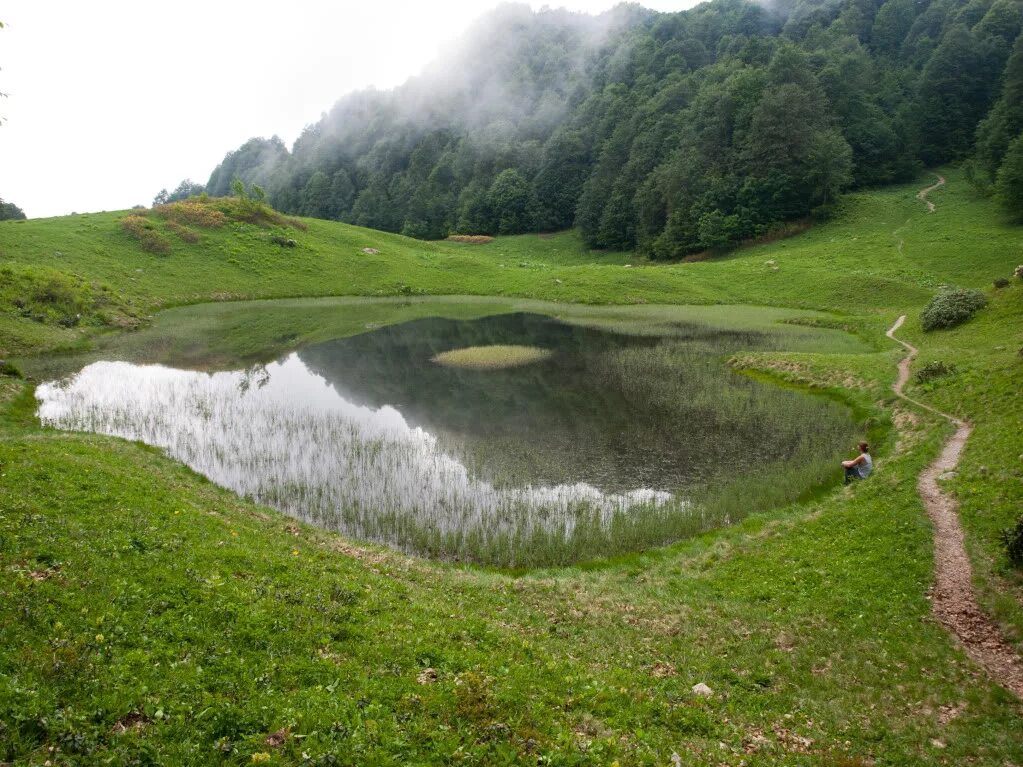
[{"xmin": 1, "ymin": 1, "xmax": 698, "ymax": 219}]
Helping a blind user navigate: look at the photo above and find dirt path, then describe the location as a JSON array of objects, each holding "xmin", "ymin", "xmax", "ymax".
[
  {"xmin": 916, "ymin": 174, "xmax": 945, "ymax": 213},
  {"xmin": 886, "ymin": 316, "xmax": 1023, "ymax": 700}
]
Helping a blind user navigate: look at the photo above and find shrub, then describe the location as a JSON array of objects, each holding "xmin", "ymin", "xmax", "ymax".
[
  {"xmin": 209, "ymin": 196, "xmax": 297, "ymax": 228},
  {"xmin": 120, "ymin": 215, "xmax": 170, "ymax": 255},
  {"xmin": 1002, "ymin": 516, "xmax": 1023, "ymax": 567},
  {"xmin": 994, "ymin": 277, "xmax": 1010, "ymax": 288},
  {"xmin": 153, "ymin": 201, "xmax": 226, "ymax": 228},
  {"xmin": 270, "ymin": 235, "xmax": 297, "ymax": 247},
  {"xmin": 165, "ymin": 220, "xmax": 200, "ymax": 243},
  {"xmin": 447, "ymin": 234, "xmax": 495, "ymax": 244},
  {"xmin": 914, "ymin": 360, "xmax": 957, "ymax": 384},
  {"xmin": 0, "ymin": 359, "xmax": 22, "ymax": 377},
  {"xmin": 920, "ymin": 287, "xmax": 987, "ymax": 331},
  {"xmin": 1015, "ymin": 264, "xmax": 1023, "ymax": 280}
]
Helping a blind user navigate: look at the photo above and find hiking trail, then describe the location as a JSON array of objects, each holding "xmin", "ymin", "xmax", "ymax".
[
  {"xmin": 886, "ymin": 316, "xmax": 1023, "ymax": 700},
  {"xmin": 916, "ymin": 173, "xmax": 945, "ymax": 213}
]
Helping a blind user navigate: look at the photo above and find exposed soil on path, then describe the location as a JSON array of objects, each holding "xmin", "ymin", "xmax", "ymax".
[
  {"xmin": 916, "ymin": 174, "xmax": 945, "ymax": 213},
  {"xmin": 886, "ymin": 316, "xmax": 1023, "ymax": 700}
]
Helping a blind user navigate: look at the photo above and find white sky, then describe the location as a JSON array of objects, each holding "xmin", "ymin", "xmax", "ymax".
[{"xmin": 1, "ymin": 1, "xmax": 696, "ymax": 219}]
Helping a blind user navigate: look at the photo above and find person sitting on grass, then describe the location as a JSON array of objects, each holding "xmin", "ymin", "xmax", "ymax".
[{"xmin": 842, "ymin": 441, "xmax": 873, "ymax": 484}]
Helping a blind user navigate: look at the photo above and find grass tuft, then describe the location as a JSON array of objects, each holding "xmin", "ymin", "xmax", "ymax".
[{"xmin": 431, "ymin": 344, "xmax": 553, "ymax": 369}]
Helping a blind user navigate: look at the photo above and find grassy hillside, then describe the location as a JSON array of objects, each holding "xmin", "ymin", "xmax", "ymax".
[
  {"xmin": 1, "ymin": 171, "xmax": 1022, "ymax": 765},
  {"xmin": 1, "ymin": 170, "xmax": 1017, "ymax": 358}
]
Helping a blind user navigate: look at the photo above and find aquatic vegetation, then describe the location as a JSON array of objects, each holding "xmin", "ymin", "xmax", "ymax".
[
  {"xmin": 431, "ymin": 344, "xmax": 553, "ymax": 369},
  {"xmin": 37, "ymin": 357, "xmax": 676, "ymax": 566}
]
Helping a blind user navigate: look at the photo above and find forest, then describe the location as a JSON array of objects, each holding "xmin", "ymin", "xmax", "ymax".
[{"xmin": 192, "ymin": 0, "xmax": 1023, "ymax": 256}]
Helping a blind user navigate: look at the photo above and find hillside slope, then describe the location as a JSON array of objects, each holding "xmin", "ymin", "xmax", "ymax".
[
  {"xmin": 1, "ymin": 171, "xmax": 1022, "ymax": 764},
  {"xmin": 0, "ymin": 167, "xmax": 1016, "ymax": 359}
]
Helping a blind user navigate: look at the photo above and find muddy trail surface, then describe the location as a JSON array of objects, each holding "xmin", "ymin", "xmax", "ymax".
[
  {"xmin": 886, "ymin": 316, "xmax": 1023, "ymax": 700},
  {"xmin": 916, "ymin": 173, "xmax": 945, "ymax": 213}
]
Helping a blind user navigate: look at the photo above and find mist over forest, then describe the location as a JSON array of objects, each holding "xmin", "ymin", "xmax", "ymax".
[{"xmin": 189, "ymin": 0, "xmax": 1023, "ymax": 256}]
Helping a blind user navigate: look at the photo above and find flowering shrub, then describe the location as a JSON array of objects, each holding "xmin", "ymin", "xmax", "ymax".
[
  {"xmin": 154, "ymin": 201, "xmax": 227, "ymax": 228},
  {"xmin": 165, "ymin": 220, "xmax": 200, "ymax": 243},
  {"xmin": 120, "ymin": 215, "xmax": 170, "ymax": 254},
  {"xmin": 920, "ymin": 287, "xmax": 987, "ymax": 331},
  {"xmin": 153, "ymin": 195, "xmax": 304, "ymax": 231}
]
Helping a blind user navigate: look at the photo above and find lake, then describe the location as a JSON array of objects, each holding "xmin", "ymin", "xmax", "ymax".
[{"xmin": 35, "ymin": 306, "xmax": 861, "ymax": 566}]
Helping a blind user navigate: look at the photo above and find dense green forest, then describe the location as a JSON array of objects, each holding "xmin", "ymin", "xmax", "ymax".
[
  {"xmin": 0, "ymin": 198, "xmax": 26, "ymax": 221},
  {"xmin": 197, "ymin": 0, "xmax": 1023, "ymax": 254}
]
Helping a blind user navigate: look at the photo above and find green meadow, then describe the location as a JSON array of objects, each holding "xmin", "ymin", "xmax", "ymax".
[{"xmin": 1, "ymin": 169, "xmax": 1022, "ymax": 764}]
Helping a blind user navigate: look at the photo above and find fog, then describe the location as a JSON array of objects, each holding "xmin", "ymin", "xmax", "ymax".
[{"xmin": 0, "ymin": 1, "xmax": 699, "ymax": 218}]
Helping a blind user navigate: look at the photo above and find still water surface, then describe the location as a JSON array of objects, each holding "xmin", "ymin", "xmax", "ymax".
[{"xmin": 36, "ymin": 313, "xmax": 854, "ymax": 565}]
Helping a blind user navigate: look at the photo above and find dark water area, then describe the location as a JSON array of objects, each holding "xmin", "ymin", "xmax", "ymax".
[
  {"xmin": 297, "ymin": 313, "xmax": 686, "ymax": 492},
  {"xmin": 37, "ymin": 312, "xmax": 855, "ymax": 565}
]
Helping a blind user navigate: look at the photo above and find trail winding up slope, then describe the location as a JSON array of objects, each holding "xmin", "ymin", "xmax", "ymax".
[
  {"xmin": 916, "ymin": 174, "xmax": 946, "ymax": 212},
  {"xmin": 886, "ymin": 316, "xmax": 1023, "ymax": 700}
]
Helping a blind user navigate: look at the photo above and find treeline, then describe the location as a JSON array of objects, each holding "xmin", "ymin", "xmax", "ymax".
[
  {"xmin": 0, "ymin": 199, "xmax": 26, "ymax": 221},
  {"xmin": 200, "ymin": 0, "xmax": 1023, "ymax": 254}
]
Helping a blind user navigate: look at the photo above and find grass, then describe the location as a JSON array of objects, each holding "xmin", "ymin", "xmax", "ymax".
[
  {"xmin": 1, "ymin": 170, "xmax": 1015, "ymax": 348},
  {"xmin": 431, "ymin": 344, "xmax": 555, "ymax": 369},
  {"xmin": 1, "ymin": 167, "xmax": 1022, "ymax": 763}
]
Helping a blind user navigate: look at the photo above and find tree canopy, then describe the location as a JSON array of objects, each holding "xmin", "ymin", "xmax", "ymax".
[
  {"xmin": 0, "ymin": 198, "xmax": 26, "ymax": 220},
  {"xmin": 204, "ymin": 0, "xmax": 1023, "ymax": 254}
]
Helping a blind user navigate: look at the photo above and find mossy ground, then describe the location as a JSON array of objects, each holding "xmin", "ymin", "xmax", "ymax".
[{"xmin": 1, "ymin": 169, "xmax": 1022, "ymax": 764}]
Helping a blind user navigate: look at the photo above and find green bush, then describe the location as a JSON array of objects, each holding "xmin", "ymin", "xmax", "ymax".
[
  {"xmin": 1002, "ymin": 516, "xmax": 1023, "ymax": 567},
  {"xmin": 270, "ymin": 235, "xmax": 297, "ymax": 247},
  {"xmin": 920, "ymin": 287, "xmax": 988, "ymax": 331},
  {"xmin": 0, "ymin": 359, "xmax": 22, "ymax": 377},
  {"xmin": 914, "ymin": 360, "xmax": 958, "ymax": 384},
  {"xmin": 994, "ymin": 277, "xmax": 1009, "ymax": 288}
]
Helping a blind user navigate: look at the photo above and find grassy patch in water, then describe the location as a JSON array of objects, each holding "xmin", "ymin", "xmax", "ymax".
[{"xmin": 431, "ymin": 344, "xmax": 553, "ymax": 370}]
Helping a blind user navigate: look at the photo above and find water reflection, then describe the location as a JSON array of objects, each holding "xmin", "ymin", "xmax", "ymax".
[
  {"xmin": 297, "ymin": 313, "xmax": 675, "ymax": 491},
  {"xmin": 36, "ymin": 355, "xmax": 673, "ymax": 554}
]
